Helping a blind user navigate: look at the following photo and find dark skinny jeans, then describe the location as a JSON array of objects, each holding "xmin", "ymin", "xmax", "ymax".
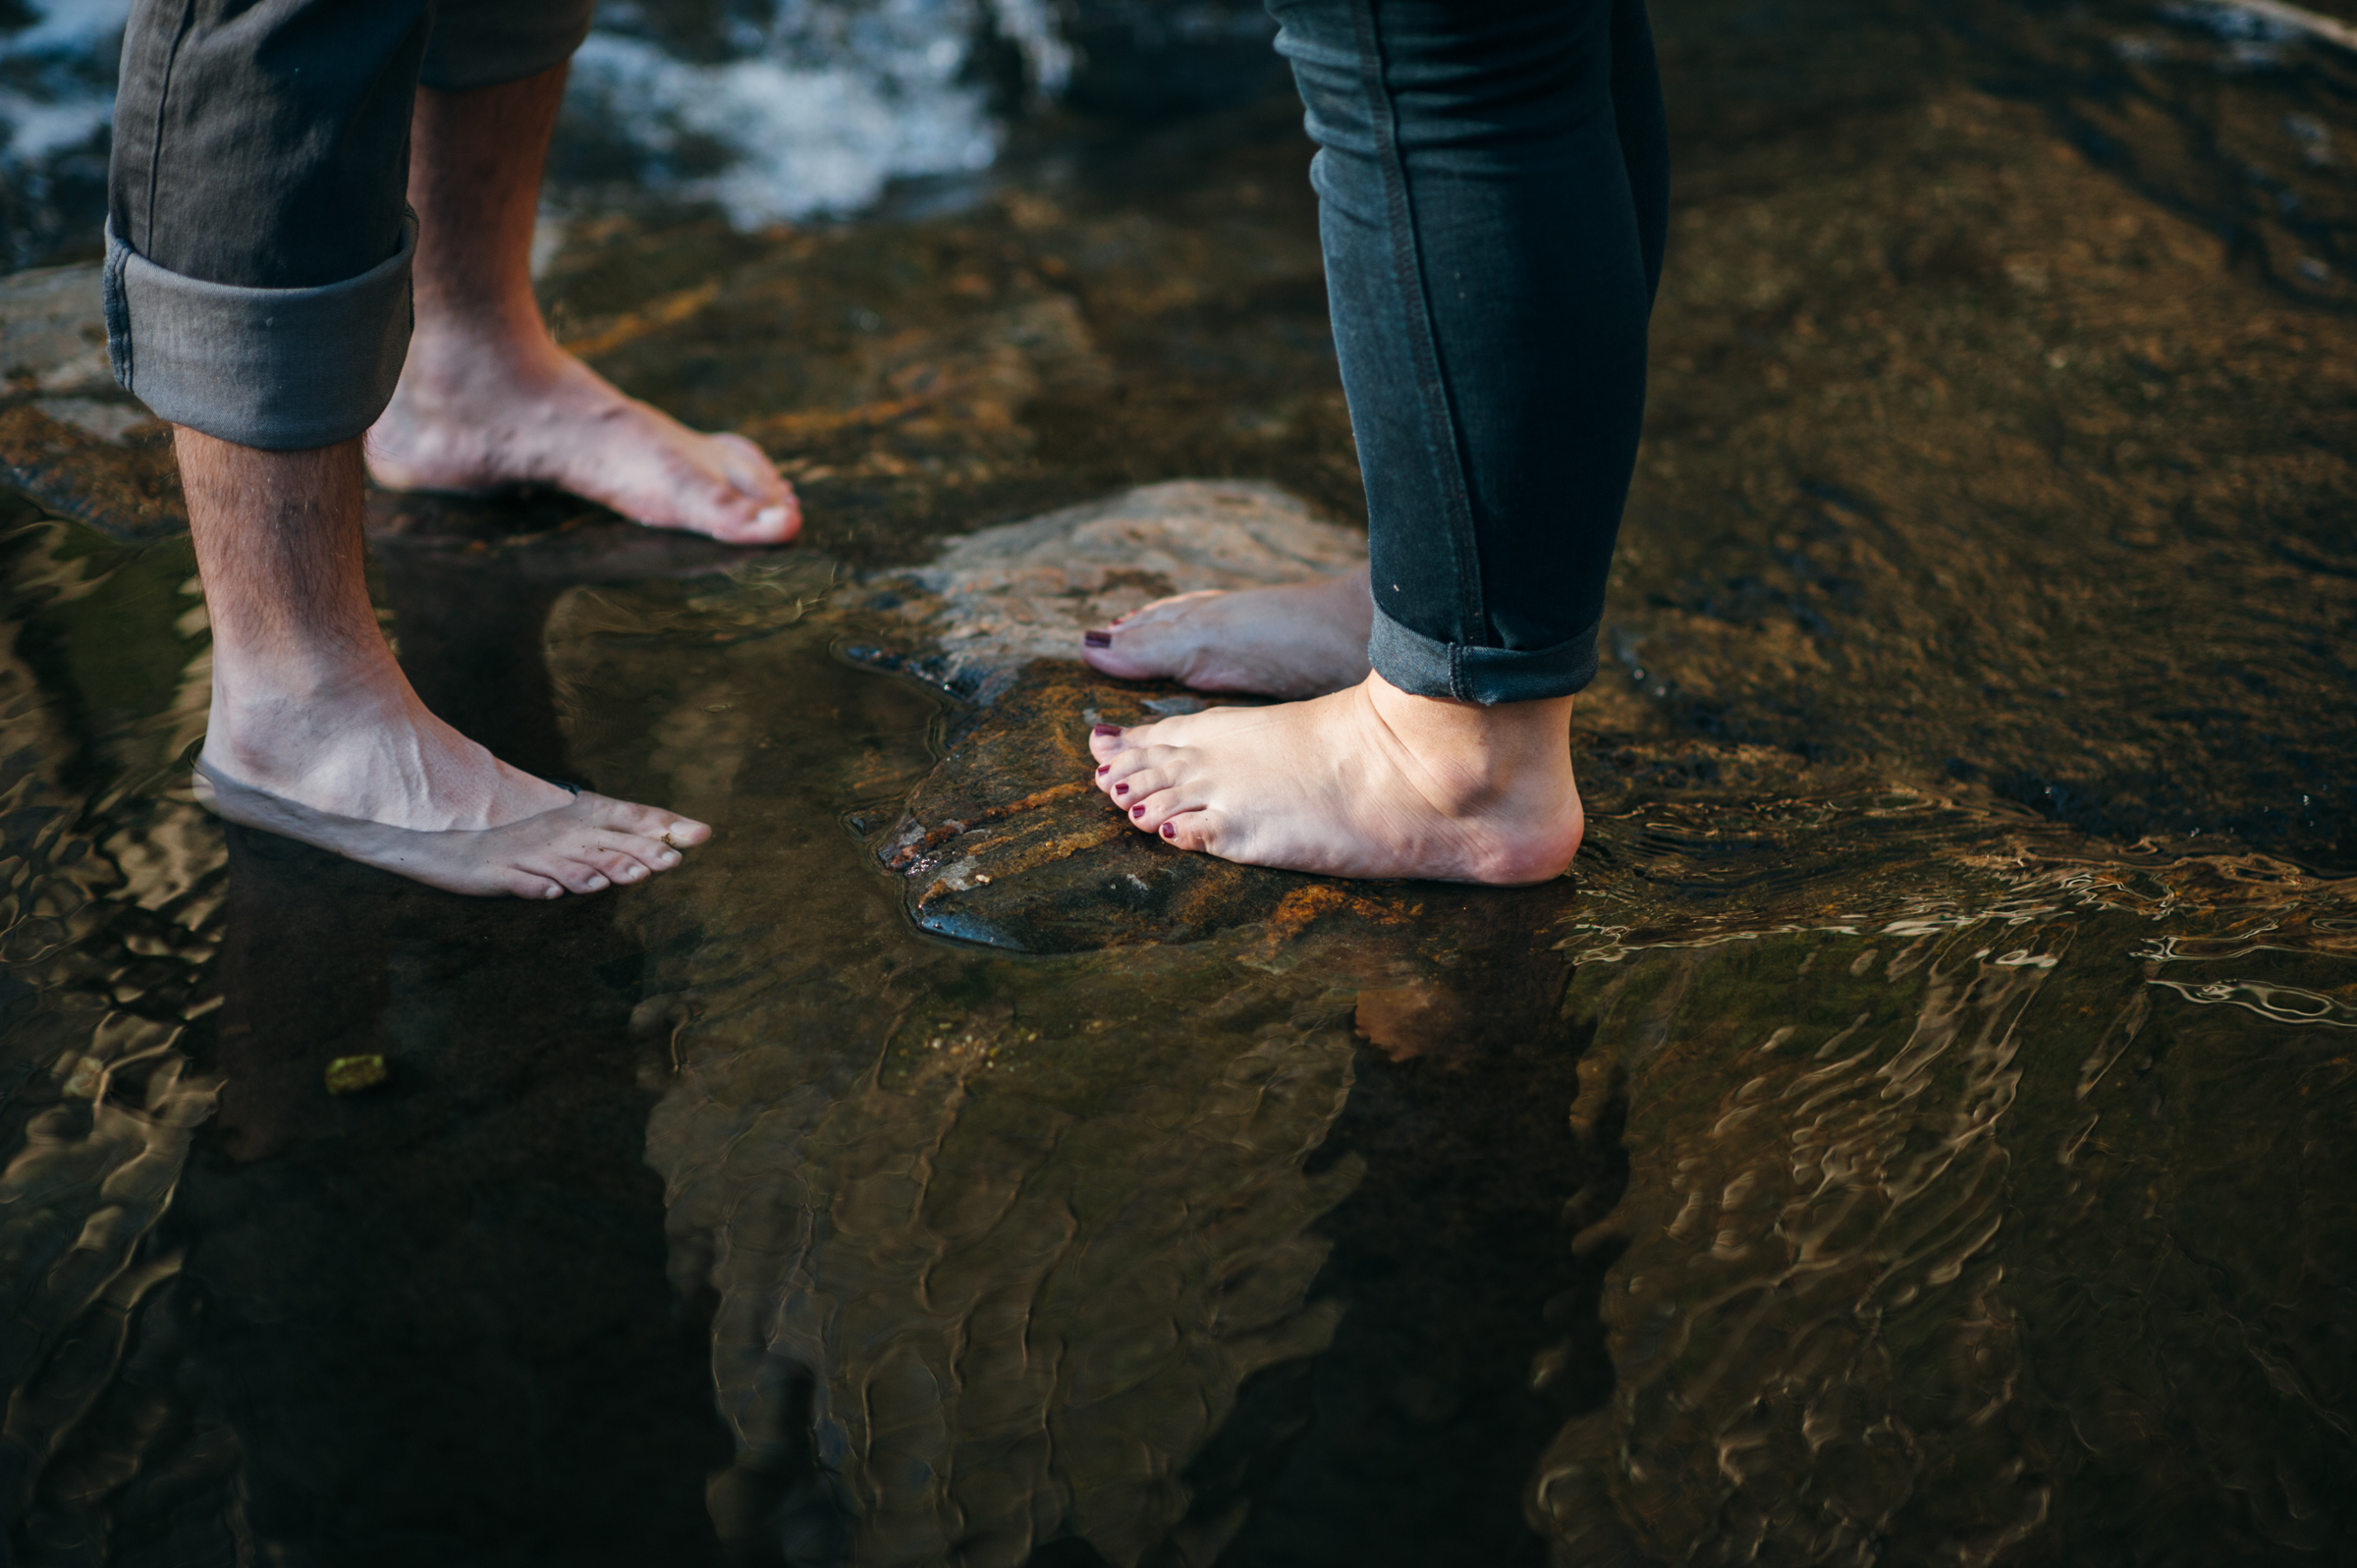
[{"xmin": 1269, "ymin": 0, "xmax": 1668, "ymax": 704}]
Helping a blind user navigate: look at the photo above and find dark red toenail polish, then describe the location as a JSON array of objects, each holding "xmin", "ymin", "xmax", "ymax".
[
  {"xmin": 1084, "ymin": 630, "xmax": 1113, "ymax": 648},
  {"xmin": 1115, "ymin": 783, "xmax": 1129, "ymax": 795},
  {"xmin": 1160, "ymin": 823, "xmax": 1176, "ymax": 839},
  {"xmin": 1092, "ymin": 724, "xmax": 1121, "ymax": 736},
  {"xmin": 1096, "ymin": 764, "xmax": 1109, "ymax": 776},
  {"xmin": 1131, "ymin": 804, "xmax": 1146, "ymax": 818}
]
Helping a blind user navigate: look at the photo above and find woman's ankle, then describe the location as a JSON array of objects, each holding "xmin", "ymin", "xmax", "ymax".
[{"xmin": 1361, "ymin": 672, "xmax": 1576, "ymax": 806}]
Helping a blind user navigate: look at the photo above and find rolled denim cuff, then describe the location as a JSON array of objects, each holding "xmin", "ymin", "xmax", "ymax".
[
  {"xmin": 420, "ymin": 0, "xmax": 595, "ymax": 91},
  {"xmin": 104, "ymin": 216, "xmax": 413, "ymax": 451},
  {"xmin": 1369, "ymin": 604, "xmax": 1602, "ymax": 705}
]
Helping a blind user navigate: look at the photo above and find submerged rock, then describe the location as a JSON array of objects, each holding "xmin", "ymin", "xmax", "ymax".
[
  {"xmin": 874, "ymin": 660, "xmax": 1322, "ymax": 951},
  {"xmin": 850, "ymin": 479, "xmax": 1389, "ymax": 952},
  {"xmin": 0, "ymin": 264, "xmax": 186, "ymax": 543}
]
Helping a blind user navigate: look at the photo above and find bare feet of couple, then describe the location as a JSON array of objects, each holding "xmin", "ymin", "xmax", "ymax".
[
  {"xmin": 1081, "ymin": 567, "xmax": 1586, "ymax": 886},
  {"xmin": 192, "ymin": 56, "xmax": 1572, "ymax": 898}
]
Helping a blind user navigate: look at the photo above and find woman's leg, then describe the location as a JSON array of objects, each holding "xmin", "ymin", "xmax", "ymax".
[{"xmin": 1085, "ymin": 0, "xmax": 1664, "ymax": 882}]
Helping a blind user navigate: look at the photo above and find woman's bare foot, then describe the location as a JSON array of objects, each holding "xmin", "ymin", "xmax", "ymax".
[
  {"xmin": 198, "ymin": 666, "xmax": 708, "ymax": 900},
  {"xmin": 1086, "ymin": 671, "xmax": 1582, "ymax": 884},
  {"xmin": 366, "ymin": 347, "xmax": 798, "ymax": 545},
  {"xmin": 1080, "ymin": 565, "xmax": 1373, "ymax": 698}
]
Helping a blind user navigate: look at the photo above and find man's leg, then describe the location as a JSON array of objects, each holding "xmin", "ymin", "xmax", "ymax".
[
  {"xmin": 109, "ymin": 0, "xmax": 709, "ymax": 895},
  {"xmin": 364, "ymin": 65, "xmax": 799, "ymax": 545},
  {"xmin": 183, "ymin": 430, "xmax": 707, "ymax": 896}
]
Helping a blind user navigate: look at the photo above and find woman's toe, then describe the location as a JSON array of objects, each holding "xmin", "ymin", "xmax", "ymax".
[
  {"xmin": 1162, "ymin": 808, "xmax": 1218, "ymax": 851},
  {"xmin": 1127, "ymin": 787, "xmax": 1193, "ymax": 832},
  {"xmin": 1106, "ymin": 765, "xmax": 1173, "ymax": 804}
]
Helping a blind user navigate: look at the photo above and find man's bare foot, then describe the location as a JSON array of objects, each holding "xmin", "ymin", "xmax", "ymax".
[
  {"xmin": 366, "ymin": 347, "xmax": 798, "ymax": 545},
  {"xmin": 1080, "ymin": 565, "xmax": 1373, "ymax": 699},
  {"xmin": 1086, "ymin": 671, "xmax": 1582, "ymax": 884},
  {"xmin": 180, "ymin": 428, "xmax": 709, "ymax": 899},
  {"xmin": 198, "ymin": 666, "xmax": 710, "ymax": 899},
  {"xmin": 363, "ymin": 67, "xmax": 796, "ymax": 545}
]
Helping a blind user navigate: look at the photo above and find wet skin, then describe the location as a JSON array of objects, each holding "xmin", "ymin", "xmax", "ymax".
[
  {"xmin": 1080, "ymin": 567, "xmax": 1582, "ymax": 884},
  {"xmin": 186, "ymin": 66, "xmax": 780, "ymax": 895},
  {"xmin": 1079, "ymin": 565, "xmax": 1375, "ymax": 699},
  {"xmin": 1087, "ymin": 670, "xmax": 1584, "ymax": 885},
  {"xmin": 365, "ymin": 66, "xmax": 798, "ymax": 546},
  {"xmin": 181, "ymin": 429, "xmax": 709, "ymax": 899}
]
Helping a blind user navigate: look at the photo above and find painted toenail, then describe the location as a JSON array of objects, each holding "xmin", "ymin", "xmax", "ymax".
[
  {"xmin": 1161, "ymin": 822, "xmax": 1176, "ymax": 839},
  {"xmin": 1115, "ymin": 783, "xmax": 1129, "ymax": 795},
  {"xmin": 1083, "ymin": 630, "xmax": 1113, "ymax": 647},
  {"xmin": 1130, "ymin": 804, "xmax": 1146, "ymax": 818},
  {"xmin": 1096, "ymin": 764, "xmax": 1110, "ymax": 777},
  {"xmin": 1092, "ymin": 724, "xmax": 1122, "ymax": 736}
]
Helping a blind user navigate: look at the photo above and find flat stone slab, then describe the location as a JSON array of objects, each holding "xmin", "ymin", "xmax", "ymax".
[
  {"xmin": 0, "ymin": 403, "xmax": 186, "ymax": 543},
  {"xmin": 0, "ymin": 263, "xmax": 186, "ymax": 542},
  {"xmin": 855, "ymin": 478, "xmax": 1367, "ymax": 693},
  {"xmin": 0, "ymin": 263, "xmax": 112, "ymax": 394},
  {"xmin": 871, "ymin": 661, "xmax": 1317, "ymax": 950}
]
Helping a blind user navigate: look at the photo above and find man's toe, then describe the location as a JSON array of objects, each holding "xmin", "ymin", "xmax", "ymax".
[{"xmin": 710, "ymin": 432, "xmax": 789, "ymax": 499}]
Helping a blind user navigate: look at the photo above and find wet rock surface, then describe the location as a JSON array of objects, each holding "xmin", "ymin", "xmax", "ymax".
[
  {"xmin": 850, "ymin": 479, "xmax": 1363, "ymax": 694},
  {"xmin": 0, "ymin": 264, "xmax": 184, "ymax": 543},
  {"xmin": 847, "ymin": 479, "xmax": 1371, "ymax": 951},
  {"xmin": 5, "ymin": 0, "xmax": 2357, "ymax": 1563}
]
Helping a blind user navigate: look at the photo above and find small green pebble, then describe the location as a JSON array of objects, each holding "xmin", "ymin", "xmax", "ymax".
[{"xmin": 324, "ymin": 1054, "xmax": 391, "ymax": 1095}]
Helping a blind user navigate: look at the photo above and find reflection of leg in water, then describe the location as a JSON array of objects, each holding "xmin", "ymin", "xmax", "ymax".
[
  {"xmin": 1217, "ymin": 915, "xmax": 1626, "ymax": 1566},
  {"xmin": 125, "ymin": 829, "xmax": 732, "ymax": 1564},
  {"xmin": 365, "ymin": 67, "xmax": 799, "ymax": 546}
]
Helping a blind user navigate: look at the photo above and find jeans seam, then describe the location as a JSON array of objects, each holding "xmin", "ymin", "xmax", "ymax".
[
  {"xmin": 104, "ymin": 228, "xmax": 132, "ymax": 389},
  {"xmin": 140, "ymin": 0, "xmax": 200, "ymax": 257},
  {"xmin": 1348, "ymin": 0, "xmax": 1488, "ymax": 660}
]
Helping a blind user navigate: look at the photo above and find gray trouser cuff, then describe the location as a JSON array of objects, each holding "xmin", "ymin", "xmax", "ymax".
[
  {"xmin": 105, "ymin": 216, "xmax": 414, "ymax": 451},
  {"xmin": 420, "ymin": 0, "xmax": 595, "ymax": 91},
  {"xmin": 1369, "ymin": 604, "xmax": 1602, "ymax": 705}
]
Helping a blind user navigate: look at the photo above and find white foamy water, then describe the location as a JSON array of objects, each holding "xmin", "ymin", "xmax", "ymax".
[
  {"xmin": 564, "ymin": 0, "xmax": 1072, "ymax": 225},
  {"xmin": 0, "ymin": 0, "xmax": 129, "ymax": 166},
  {"xmin": 0, "ymin": 0, "xmax": 1071, "ymax": 265}
]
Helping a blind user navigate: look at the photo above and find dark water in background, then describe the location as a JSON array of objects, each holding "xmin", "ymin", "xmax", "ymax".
[{"xmin": 5, "ymin": 0, "xmax": 2357, "ymax": 1564}]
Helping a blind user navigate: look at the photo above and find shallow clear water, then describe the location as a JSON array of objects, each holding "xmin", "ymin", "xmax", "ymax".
[{"xmin": 5, "ymin": 0, "xmax": 2357, "ymax": 1562}]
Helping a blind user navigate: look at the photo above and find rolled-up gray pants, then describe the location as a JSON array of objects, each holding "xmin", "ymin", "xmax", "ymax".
[{"xmin": 105, "ymin": 0, "xmax": 595, "ymax": 451}]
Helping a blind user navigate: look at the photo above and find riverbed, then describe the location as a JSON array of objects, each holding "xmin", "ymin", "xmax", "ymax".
[{"xmin": 4, "ymin": 0, "xmax": 2355, "ymax": 1563}]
